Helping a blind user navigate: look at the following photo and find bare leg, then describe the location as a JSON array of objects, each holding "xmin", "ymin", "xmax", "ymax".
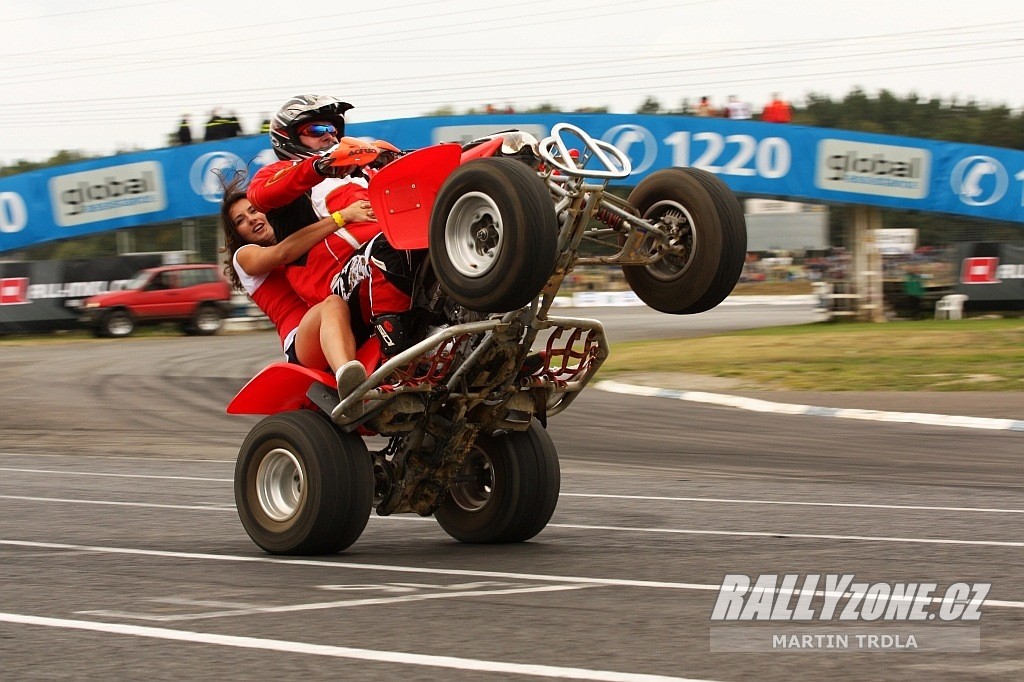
[
  {"xmin": 319, "ymin": 295, "xmax": 357, "ymax": 373},
  {"xmin": 294, "ymin": 296, "xmax": 366, "ymax": 409},
  {"xmin": 294, "ymin": 295, "xmax": 356, "ymax": 374}
]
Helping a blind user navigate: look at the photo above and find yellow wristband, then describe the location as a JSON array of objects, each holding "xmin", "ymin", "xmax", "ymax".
[{"xmin": 332, "ymin": 210, "xmax": 346, "ymax": 228}]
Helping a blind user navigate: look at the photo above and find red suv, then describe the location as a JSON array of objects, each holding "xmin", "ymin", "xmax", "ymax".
[{"xmin": 79, "ymin": 264, "xmax": 232, "ymax": 337}]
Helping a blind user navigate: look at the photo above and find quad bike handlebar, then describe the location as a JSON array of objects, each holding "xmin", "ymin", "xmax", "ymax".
[{"xmin": 538, "ymin": 122, "xmax": 632, "ymax": 179}]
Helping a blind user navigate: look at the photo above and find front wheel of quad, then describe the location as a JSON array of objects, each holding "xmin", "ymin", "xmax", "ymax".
[
  {"xmin": 435, "ymin": 420, "xmax": 560, "ymax": 543},
  {"xmin": 430, "ymin": 157, "xmax": 558, "ymax": 313},
  {"xmin": 234, "ymin": 410, "xmax": 374, "ymax": 555},
  {"xmin": 622, "ymin": 167, "xmax": 747, "ymax": 314}
]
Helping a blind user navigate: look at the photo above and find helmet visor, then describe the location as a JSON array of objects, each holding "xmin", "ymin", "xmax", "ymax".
[{"xmin": 297, "ymin": 122, "xmax": 339, "ymax": 138}]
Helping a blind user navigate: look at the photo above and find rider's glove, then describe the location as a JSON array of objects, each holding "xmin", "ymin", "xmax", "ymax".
[
  {"xmin": 367, "ymin": 140, "xmax": 404, "ymax": 170},
  {"xmin": 315, "ymin": 138, "xmax": 383, "ymax": 177},
  {"xmin": 313, "ymin": 147, "xmax": 348, "ymax": 178}
]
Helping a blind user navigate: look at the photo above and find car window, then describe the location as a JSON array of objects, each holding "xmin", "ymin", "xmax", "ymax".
[
  {"xmin": 179, "ymin": 268, "xmax": 216, "ymax": 286},
  {"xmin": 126, "ymin": 271, "xmax": 152, "ymax": 290},
  {"xmin": 146, "ymin": 273, "xmax": 171, "ymax": 291}
]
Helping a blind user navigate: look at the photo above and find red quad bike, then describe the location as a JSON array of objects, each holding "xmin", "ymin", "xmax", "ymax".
[{"xmin": 227, "ymin": 123, "xmax": 747, "ymax": 554}]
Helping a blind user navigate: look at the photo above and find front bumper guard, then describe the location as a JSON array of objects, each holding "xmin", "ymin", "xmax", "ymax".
[{"xmin": 328, "ymin": 314, "xmax": 608, "ymax": 428}]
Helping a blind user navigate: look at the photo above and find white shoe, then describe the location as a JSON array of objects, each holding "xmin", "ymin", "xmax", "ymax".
[{"xmin": 335, "ymin": 360, "xmax": 367, "ymax": 417}]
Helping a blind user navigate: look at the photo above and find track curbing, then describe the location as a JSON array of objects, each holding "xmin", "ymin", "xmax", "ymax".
[{"xmin": 595, "ymin": 380, "xmax": 1024, "ymax": 432}]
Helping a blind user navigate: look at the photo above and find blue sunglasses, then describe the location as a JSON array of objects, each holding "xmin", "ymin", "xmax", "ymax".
[{"xmin": 299, "ymin": 123, "xmax": 338, "ymax": 138}]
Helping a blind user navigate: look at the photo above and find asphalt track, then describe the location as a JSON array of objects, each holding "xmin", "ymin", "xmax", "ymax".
[{"xmin": 1, "ymin": 302, "xmax": 1021, "ymax": 681}]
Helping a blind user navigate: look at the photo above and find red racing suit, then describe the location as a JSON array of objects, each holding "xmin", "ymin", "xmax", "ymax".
[{"xmin": 248, "ymin": 157, "xmax": 414, "ymax": 344}]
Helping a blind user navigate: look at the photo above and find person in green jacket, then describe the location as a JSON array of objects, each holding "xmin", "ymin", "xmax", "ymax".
[{"xmin": 901, "ymin": 268, "xmax": 925, "ymax": 318}]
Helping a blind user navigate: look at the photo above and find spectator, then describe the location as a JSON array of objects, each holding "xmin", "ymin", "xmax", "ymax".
[
  {"xmin": 176, "ymin": 115, "xmax": 193, "ymax": 145},
  {"xmin": 260, "ymin": 115, "xmax": 272, "ymax": 134},
  {"xmin": 761, "ymin": 93, "xmax": 793, "ymax": 123},
  {"xmin": 725, "ymin": 95, "xmax": 752, "ymax": 120},
  {"xmin": 901, "ymin": 268, "xmax": 926, "ymax": 319},
  {"xmin": 695, "ymin": 96, "xmax": 716, "ymax": 117},
  {"xmin": 204, "ymin": 109, "xmax": 224, "ymax": 141},
  {"xmin": 225, "ymin": 111, "xmax": 243, "ymax": 138},
  {"xmin": 204, "ymin": 108, "xmax": 237, "ymax": 141}
]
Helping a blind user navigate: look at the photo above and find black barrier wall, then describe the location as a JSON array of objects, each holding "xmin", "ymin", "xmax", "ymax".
[
  {"xmin": 0, "ymin": 254, "xmax": 163, "ymax": 333},
  {"xmin": 954, "ymin": 242, "xmax": 1024, "ymax": 311}
]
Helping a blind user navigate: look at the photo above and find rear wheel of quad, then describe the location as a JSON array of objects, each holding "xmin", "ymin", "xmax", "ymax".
[
  {"xmin": 234, "ymin": 410, "xmax": 373, "ymax": 555},
  {"xmin": 622, "ymin": 167, "xmax": 746, "ymax": 314},
  {"xmin": 435, "ymin": 420, "xmax": 559, "ymax": 543},
  {"xmin": 430, "ymin": 157, "xmax": 557, "ymax": 312}
]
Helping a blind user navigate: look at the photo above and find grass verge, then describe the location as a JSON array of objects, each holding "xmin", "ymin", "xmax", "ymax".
[{"xmin": 600, "ymin": 318, "xmax": 1024, "ymax": 391}]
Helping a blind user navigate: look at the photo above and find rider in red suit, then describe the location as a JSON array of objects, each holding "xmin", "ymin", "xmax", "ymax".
[{"xmin": 248, "ymin": 95, "xmax": 415, "ymax": 357}]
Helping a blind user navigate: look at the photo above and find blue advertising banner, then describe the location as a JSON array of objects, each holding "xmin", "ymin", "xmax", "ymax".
[{"xmin": 1, "ymin": 114, "xmax": 1021, "ymax": 254}]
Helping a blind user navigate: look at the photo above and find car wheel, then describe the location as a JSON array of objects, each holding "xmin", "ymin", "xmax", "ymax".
[
  {"xmin": 234, "ymin": 410, "xmax": 374, "ymax": 555},
  {"xmin": 185, "ymin": 304, "xmax": 224, "ymax": 336},
  {"xmin": 429, "ymin": 158, "xmax": 558, "ymax": 312},
  {"xmin": 102, "ymin": 309, "xmax": 136, "ymax": 337},
  {"xmin": 435, "ymin": 420, "xmax": 559, "ymax": 543},
  {"xmin": 622, "ymin": 167, "xmax": 747, "ymax": 314}
]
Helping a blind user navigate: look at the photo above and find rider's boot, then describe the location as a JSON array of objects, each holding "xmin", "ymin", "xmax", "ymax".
[
  {"xmin": 335, "ymin": 360, "xmax": 367, "ymax": 418},
  {"xmin": 372, "ymin": 313, "xmax": 413, "ymax": 358}
]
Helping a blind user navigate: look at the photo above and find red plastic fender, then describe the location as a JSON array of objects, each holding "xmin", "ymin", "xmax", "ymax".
[
  {"xmin": 227, "ymin": 363, "xmax": 333, "ymax": 415},
  {"xmin": 227, "ymin": 345, "xmax": 382, "ymax": 416},
  {"xmin": 367, "ymin": 143, "xmax": 462, "ymax": 250},
  {"xmin": 355, "ymin": 335, "xmax": 383, "ymax": 375}
]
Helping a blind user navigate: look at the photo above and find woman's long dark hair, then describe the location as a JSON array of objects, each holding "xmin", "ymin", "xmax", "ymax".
[{"xmin": 218, "ymin": 173, "xmax": 250, "ymax": 291}]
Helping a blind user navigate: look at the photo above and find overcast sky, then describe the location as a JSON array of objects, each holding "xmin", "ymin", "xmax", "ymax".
[{"xmin": 1, "ymin": 0, "xmax": 1021, "ymax": 165}]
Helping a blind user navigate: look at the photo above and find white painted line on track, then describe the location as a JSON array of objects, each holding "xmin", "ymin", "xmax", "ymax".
[
  {"xmin": 0, "ymin": 612, "xmax": 709, "ymax": 682},
  {"xmin": 561, "ymin": 493, "xmax": 1023, "ymax": 514},
  {"xmin": 4, "ymin": 496, "xmax": 1019, "ymax": 547},
  {"xmin": 596, "ymin": 380, "xmax": 1024, "ymax": 432},
  {"xmin": 5, "ymin": 465, "xmax": 1020, "ymax": 515},
  {"xmin": 374, "ymin": 516, "xmax": 1023, "ymax": 548},
  {"xmin": 4, "ymin": 540, "xmax": 1023, "ymax": 609},
  {"xmin": 78, "ymin": 585, "xmax": 591, "ymax": 622},
  {"xmin": 0, "ymin": 467, "xmax": 227, "ymax": 482},
  {"xmin": 1, "ymin": 495, "xmax": 234, "ymax": 511},
  {"xmin": 545, "ymin": 522, "xmax": 1022, "ymax": 547},
  {"xmin": 77, "ymin": 583, "xmax": 594, "ymax": 622},
  {"xmin": 0, "ymin": 452, "xmax": 232, "ymax": 463}
]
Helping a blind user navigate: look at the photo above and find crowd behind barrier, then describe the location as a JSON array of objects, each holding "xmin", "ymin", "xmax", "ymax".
[
  {"xmin": 171, "ymin": 94, "xmax": 794, "ymax": 144},
  {"xmin": 684, "ymin": 93, "xmax": 792, "ymax": 121},
  {"xmin": 174, "ymin": 110, "xmax": 272, "ymax": 145}
]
